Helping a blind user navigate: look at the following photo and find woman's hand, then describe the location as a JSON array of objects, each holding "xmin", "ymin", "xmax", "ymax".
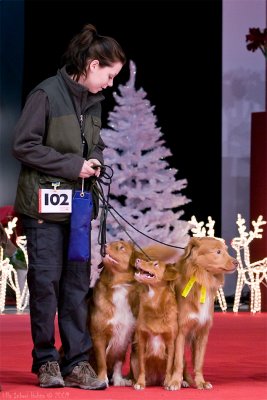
[{"xmin": 79, "ymin": 159, "xmax": 102, "ymax": 178}]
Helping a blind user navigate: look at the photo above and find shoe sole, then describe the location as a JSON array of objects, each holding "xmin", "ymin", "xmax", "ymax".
[
  {"xmin": 40, "ymin": 382, "xmax": 65, "ymax": 388},
  {"xmin": 64, "ymin": 381, "xmax": 107, "ymax": 390}
]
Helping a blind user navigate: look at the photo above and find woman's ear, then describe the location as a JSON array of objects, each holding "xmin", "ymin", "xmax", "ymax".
[{"xmin": 89, "ymin": 59, "xmax": 100, "ymax": 71}]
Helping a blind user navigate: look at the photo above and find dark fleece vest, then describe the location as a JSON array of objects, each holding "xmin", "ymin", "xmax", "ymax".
[{"xmin": 14, "ymin": 72, "xmax": 102, "ymax": 222}]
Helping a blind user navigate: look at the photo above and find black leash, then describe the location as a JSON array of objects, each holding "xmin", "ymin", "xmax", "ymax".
[{"xmin": 91, "ymin": 165, "xmax": 185, "ymax": 257}]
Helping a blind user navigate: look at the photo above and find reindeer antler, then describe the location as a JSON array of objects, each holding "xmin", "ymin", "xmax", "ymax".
[{"xmin": 189, "ymin": 215, "xmax": 206, "ymax": 237}]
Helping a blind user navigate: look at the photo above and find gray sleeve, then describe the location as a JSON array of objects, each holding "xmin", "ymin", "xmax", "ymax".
[{"xmin": 12, "ymin": 90, "xmax": 84, "ymax": 180}]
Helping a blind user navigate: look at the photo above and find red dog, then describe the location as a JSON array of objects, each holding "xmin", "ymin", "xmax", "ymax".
[
  {"xmin": 89, "ymin": 241, "xmax": 179, "ymax": 387},
  {"xmin": 169, "ymin": 237, "xmax": 238, "ymax": 390},
  {"xmin": 130, "ymin": 258, "xmax": 178, "ymax": 389}
]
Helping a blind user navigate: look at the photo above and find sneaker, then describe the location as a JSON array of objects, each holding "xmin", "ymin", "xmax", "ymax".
[
  {"xmin": 64, "ymin": 361, "xmax": 107, "ymax": 390},
  {"xmin": 38, "ymin": 361, "xmax": 65, "ymax": 388}
]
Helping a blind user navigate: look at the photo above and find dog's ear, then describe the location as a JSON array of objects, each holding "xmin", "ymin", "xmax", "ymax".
[
  {"xmin": 129, "ymin": 248, "xmax": 137, "ymax": 266},
  {"xmin": 129, "ymin": 246, "xmax": 149, "ymax": 266},
  {"xmin": 143, "ymin": 243, "xmax": 180, "ymax": 262},
  {"xmin": 183, "ymin": 237, "xmax": 201, "ymax": 260},
  {"xmin": 163, "ymin": 263, "xmax": 180, "ymax": 281}
]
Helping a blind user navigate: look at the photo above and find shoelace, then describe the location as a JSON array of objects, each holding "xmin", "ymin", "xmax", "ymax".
[
  {"xmin": 76, "ymin": 362, "xmax": 98, "ymax": 378},
  {"xmin": 40, "ymin": 361, "xmax": 60, "ymax": 376}
]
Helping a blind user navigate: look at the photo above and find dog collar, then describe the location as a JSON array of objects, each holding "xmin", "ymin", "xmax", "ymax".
[{"xmin": 181, "ymin": 276, "xmax": 206, "ymax": 303}]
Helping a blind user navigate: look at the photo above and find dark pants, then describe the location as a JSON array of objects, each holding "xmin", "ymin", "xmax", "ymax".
[{"xmin": 22, "ymin": 216, "xmax": 91, "ymax": 376}]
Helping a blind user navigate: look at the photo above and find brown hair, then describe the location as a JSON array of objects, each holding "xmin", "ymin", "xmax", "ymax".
[{"xmin": 63, "ymin": 24, "xmax": 126, "ymax": 80}]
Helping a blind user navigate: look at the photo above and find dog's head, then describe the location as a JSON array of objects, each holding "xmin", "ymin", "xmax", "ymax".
[
  {"xmin": 134, "ymin": 258, "xmax": 179, "ymax": 286},
  {"xmin": 102, "ymin": 240, "xmax": 135, "ymax": 273},
  {"xmin": 182, "ymin": 236, "xmax": 238, "ymax": 276}
]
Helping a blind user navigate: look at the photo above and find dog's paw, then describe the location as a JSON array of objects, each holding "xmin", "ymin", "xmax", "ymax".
[
  {"xmin": 97, "ymin": 374, "xmax": 109, "ymax": 387},
  {"xmin": 196, "ymin": 381, "xmax": 213, "ymax": 390},
  {"xmin": 165, "ymin": 384, "xmax": 180, "ymax": 391},
  {"xmin": 165, "ymin": 381, "xmax": 181, "ymax": 391},
  {"xmin": 113, "ymin": 377, "xmax": 133, "ymax": 387},
  {"xmin": 134, "ymin": 382, "xmax": 145, "ymax": 390},
  {"xmin": 182, "ymin": 379, "xmax": 190, "ymax": 388},
  {"xmin": 104, "ymin": 376, "xmax": 109, "ymax": 387}
]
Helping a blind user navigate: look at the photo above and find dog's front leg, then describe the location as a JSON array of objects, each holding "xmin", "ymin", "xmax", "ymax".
[
  {"xmin": 168, "ymin": 332, "xmax": 185, "ymax": 390},
  {"xmin": 133, "ymin": 332, "xmax": 146, "ymax": 390},
  {"xmin": 192, "ymin": 332, "xmax": 212, "ymax": 389},
  {"xmin": 92, "ymin": 337, "xmax": 109, "ymax": 386},
  {"xmin": 164, "ymin": 336, "xmax": 176, "ymax": 389},
  {"xmin": 112, "ymin": 360, "xmax": 133, "ymax": 387}
]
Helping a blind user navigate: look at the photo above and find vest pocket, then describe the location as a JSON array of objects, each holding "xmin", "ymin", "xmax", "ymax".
[{"xmin": 91, "ymin": 116, "xmax": 101, "ymax": 145}]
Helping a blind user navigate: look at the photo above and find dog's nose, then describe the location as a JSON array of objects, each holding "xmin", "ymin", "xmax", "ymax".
[{"xmin": 233, "ymin": 259, "xmax": 239, "ymax": 269}]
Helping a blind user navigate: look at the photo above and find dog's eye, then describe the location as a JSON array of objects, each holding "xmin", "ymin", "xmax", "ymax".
[
  {"xmin": 154, "ymin": 262, "xmax": 159, "ymax": 268},
  {"xmin": 217, "ymin": 250, "xmax": 221, "ymax": 254},
  {"xmin": 119, "ymin": 245, "xmax": 125, "ymax": 251}
]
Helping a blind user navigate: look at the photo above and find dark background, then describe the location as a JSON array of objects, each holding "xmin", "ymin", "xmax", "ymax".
[{"xmin": 22, "ymin": 0, "xmax": 222, "ymax": 231}]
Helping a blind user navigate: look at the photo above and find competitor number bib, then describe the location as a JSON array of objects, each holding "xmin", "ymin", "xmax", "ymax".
[{"xmin": 39, "ymin": 188, "xmax": 72, "ymax": 213}]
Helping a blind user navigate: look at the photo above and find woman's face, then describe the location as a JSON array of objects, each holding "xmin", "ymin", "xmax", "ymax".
[{"xmin": 79, "ymin": 60, "xmax": 123, "ymax": 93}]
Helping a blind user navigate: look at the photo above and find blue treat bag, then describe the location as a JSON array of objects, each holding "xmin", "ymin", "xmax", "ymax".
[{"xmin": 68, "ymin": 190, "xmax": 93, "ymax": 262}]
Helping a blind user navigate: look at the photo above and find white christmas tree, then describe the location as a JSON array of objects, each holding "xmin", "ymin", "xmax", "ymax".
[{"xmin": 91, "ymin": 60, "xmax": 191, "ymax": 283}]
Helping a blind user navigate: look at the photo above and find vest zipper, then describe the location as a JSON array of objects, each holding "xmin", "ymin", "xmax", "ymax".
[{"xmin": 79, "ymin": 114, "xmax": 86, "ymax": 157}]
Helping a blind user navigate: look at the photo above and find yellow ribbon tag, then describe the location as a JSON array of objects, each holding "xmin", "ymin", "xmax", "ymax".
[
  {"xmin": 182, "ymin": 276, "xmax": 196, "ymax": 297},
  {"xmin": 182, "ymin": 276, "xmax": 207, "ymax": 303},
  {"xmin": 200, "ymin": 286, "xmax": 206, "ymax": 304}
]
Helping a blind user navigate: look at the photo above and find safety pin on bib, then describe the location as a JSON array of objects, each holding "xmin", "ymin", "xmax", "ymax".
[{"xmin": 52, "ymin": 182, "xmax": 61, "ymax": 191}]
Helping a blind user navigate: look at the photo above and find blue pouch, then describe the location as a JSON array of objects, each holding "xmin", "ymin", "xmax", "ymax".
[{"xmin": 68, "ymin": 190, "xmax": 93, "ymax": 262}]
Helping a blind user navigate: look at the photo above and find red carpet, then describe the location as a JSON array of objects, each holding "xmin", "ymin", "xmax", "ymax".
[{"xmin": 0, "ymin": 312, "xmax": 267, "ymax": 400}]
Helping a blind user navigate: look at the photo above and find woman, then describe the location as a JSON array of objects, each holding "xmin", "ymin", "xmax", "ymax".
[{"xmin": 12, "ymin": 23, "xmax": 126, "ymax": 390}]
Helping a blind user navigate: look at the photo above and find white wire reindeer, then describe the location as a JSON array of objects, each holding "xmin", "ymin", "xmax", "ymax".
[
  {"xmin": 231, "ymin": 214, "xmax": 267, "ymax": 313},
  {"xmin": 0, "ymin": 217, "xmax": 29, "ymax": 313},
  {"xmin": 188, "ymin": 216, "xmax": 228, "ymax": 311}
]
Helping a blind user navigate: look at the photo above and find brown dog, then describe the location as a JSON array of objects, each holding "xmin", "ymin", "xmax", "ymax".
[
  {"xmin": 89, "ymin": 240, "xmax": 179, "ymax": 387},
  {"xmin": 89, "ymin": 240, "xmax": 137, "ymax": 387},
  {"xmin": 130, "ymin": 258, "xmax": 179, "ymax": 390},
  {"xmin": 169, "ymin": 236, "xmax": 238, "ymax": 390}
]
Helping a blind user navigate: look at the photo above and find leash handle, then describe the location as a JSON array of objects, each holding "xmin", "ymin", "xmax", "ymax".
[{"xmin": 93, "ymin": 166, "xmax": 185, "ymax": 257}]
